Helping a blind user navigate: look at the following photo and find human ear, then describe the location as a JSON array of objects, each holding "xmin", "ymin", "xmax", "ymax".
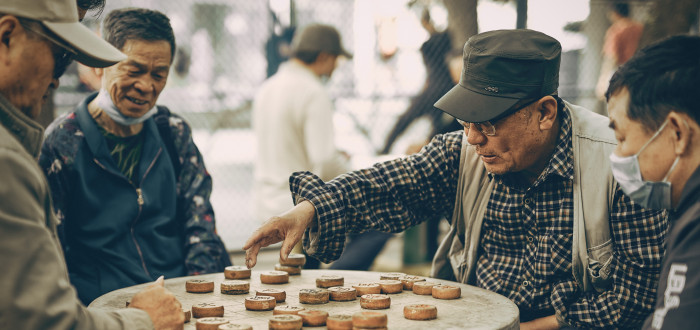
[
  {"xmin": 668, "ymin": 112, "xmax": 694, "ymax": 156},
  {"xmin": 0, "ymin": 16, "xmax": 21, "ymax": 66},
  {"xmin": 535, "ymin": 95, "xmax": 558, "ymax": 131}
]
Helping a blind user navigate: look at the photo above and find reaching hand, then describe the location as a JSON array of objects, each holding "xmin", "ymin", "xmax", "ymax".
[
  {"xmin": 129, "ymin": 276, "xmax": 184, "ymax": 330},
  {"xmin": 243, "ymin": 200, "xmax": 317, "ymax": 268}
]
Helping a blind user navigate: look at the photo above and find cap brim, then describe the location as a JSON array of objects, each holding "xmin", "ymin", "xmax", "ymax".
[
  {"xmin": 43, "ymin": 21, "xmax": 126, "ymax": 68},
  {"xmin": 340, "ymin": 48, "xmax": 353, "ymax": 59},
  {"xmin": 434, "ymin": 83, "xmax": 519, "ymax": 122}
]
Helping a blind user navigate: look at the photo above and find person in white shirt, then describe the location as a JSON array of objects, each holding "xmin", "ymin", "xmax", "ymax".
[
  {"xmin": 252, "ymin": 24, "xmax": 392, "ymax": 270},
  {"xmin": 252, "ymin": 24, "xmax": 351, "ymax": 224}
]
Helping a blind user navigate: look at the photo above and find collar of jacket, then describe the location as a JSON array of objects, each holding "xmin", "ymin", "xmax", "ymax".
[
  {"xmin": 675, "ymin": 165, "xmax": 700, "ymax": 216},
  {"xmin": 75, "ymin": 92, "xmax": 165, "ymax": 175},
  {"xmin": 0, "ymin": 94, "xmax": 44, "ymax": 158}
]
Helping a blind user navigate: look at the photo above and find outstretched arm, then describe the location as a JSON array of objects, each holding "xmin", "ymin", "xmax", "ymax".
[{"xmin": 244, "ymin": 200, "xmax": 316, "ymax": 268}]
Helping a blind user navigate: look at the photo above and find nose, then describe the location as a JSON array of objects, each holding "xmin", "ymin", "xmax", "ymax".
[
  {"xmin": 134, "ymin": 77, "xmax": 155, "ymax": 94},
  {"xmin": 465, "ymin": 124, "xmax": 486, "ymax": 145}
]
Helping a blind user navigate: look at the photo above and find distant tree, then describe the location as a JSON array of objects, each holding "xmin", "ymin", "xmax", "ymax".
[
  {"xmin": 442, "ymin": 0, "xmax": 479, "ymax": 52},
  {"xmin": 640, "ymin": 0, "xmax": 700, "ymax": 47}
]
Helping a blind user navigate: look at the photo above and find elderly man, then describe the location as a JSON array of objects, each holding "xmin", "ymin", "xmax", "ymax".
[
  {"xmin": 39, "ymin": 7, "xmax": 231, "ymax": 305},
  {"xmin": 245, "ymin": 29, "xmax": 667, "ymax": 329},
  {"xmin": 0, "ymin": 0, "xmax": 183, "ymax": 329},
  {"xmin": 605, "ymin": 35, "xmax": 700, "ymax": 329}
]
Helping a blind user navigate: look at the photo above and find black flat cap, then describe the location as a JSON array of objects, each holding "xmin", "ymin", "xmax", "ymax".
[{"xmin": 434, "ymin": 29, "xmax": 561, "ymax": 122}]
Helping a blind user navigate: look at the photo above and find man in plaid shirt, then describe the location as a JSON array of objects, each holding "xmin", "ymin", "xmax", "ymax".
[{"xmin": 245, "ymin": 29, "xmax": 667, "ymax": 329}]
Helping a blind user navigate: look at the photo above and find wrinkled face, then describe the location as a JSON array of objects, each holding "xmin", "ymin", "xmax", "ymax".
[
  {"xmin": 463, "ymin": 102, "xmax": 551, "ymax": 177},
  {"xmin": 10, "ymin": 25, "xmax": 60, "ymax": 119},
  {"xmin": 101, "ymin": 39, "xmax": 171, "ymax": 118},
  {"xmin": 608, "ymin": 88, "xmax": 676, "ymax": 182}
]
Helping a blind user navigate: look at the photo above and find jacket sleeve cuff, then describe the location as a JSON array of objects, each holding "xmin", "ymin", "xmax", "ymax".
[{"xmin": 118, "ymin": 308, "xmax": 154, "ymax": 329}]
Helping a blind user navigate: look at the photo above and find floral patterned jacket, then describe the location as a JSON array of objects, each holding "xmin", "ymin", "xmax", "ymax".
[{"xmin": 39, "ymin": 94, "xmax": 231, "ymax": 303}]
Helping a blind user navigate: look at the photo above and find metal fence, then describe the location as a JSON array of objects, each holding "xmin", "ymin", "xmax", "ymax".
[{"xmin": 54, "ymin": 0, "xmax": 655, "ymax": 251}]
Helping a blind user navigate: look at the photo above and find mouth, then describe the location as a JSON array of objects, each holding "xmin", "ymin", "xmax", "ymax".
[
  {"xmin": 478, "ymin": 153, "xmax": 498, "ymax": 163},
  {"xmin": 126, "ymin": 96, "xmax": 148, "ymax": 106}
]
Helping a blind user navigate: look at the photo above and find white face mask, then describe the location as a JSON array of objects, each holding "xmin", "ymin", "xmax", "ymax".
[
  {"xmin": 95, "ymin": 89, "xmax": 158, "ymax": 126},
  {"xmin": 609, "ymin": 120, "xmax": 680, "ymax": 210}
]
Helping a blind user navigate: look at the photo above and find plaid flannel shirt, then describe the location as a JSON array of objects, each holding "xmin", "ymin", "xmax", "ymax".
[{"xmin": 292, "ymin": 106, "xmax": 667, "ymax": 328}]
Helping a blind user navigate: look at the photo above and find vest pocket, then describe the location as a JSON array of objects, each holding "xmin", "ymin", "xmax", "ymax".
[{"xmin": 586, "ymin": 238, "xmax": 613, "ymax": 291}]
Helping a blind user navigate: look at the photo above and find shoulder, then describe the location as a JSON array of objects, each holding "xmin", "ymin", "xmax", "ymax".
[
  {"xmin": 41, "ymin": 112, "xmax": 85, "ymax": 162},
  {"xmin": 0, "ymin": 126, "xmax": 46, "ymax": 193},
  {"xmin": 156, "ymin": 106, "xmax": 194, "ymax": 150},
  {"xmin": 420, "ymin": 130, "xmax": 464, "ymax": 165},
  {"xmin": 0, "ymin": 124, "xmax": 29, "ymax": 158},
  {"xmin": 44, "ymin": 112, "xmax": 82, "ymax": 141},
  {"xmin": 565, "ymin": 101, "xmax": 617, "ymax": 145}
]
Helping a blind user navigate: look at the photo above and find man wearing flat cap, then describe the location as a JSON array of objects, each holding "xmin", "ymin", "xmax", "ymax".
[
  {"xmin": 0, "ymin": 0, "xmax": 184, "ymax": 329},
  {"xmin": 244, "ymin": 29, "xmax": 667, "ymax": 328}
]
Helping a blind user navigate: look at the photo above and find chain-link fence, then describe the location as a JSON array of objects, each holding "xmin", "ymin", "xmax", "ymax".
[{"xmin": 53, "ymin": 0, "xmax": 671, "ymax": 251}]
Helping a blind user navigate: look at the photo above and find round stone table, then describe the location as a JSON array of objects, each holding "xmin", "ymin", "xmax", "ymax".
[{"xmin": 90, "ymin": 269, "xmax": 519, "ymax": 329}]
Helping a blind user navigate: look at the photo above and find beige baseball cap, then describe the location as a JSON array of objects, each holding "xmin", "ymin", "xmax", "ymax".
[{"xmin": 0, "ymin": 0, "xmax": 126, "ymax": 67}]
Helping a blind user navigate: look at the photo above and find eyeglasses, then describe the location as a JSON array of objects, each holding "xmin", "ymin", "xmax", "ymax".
[
  {"xmin": 21, "ymin": 23, "xmax": 77, "ymax": 79},
  {"xmin": 457, "ymin": 118, "xmax": 496, "ymax": 136},
  {"xmin": 456, "ymin": 98, "xmax": 540, "ymax": 137}
]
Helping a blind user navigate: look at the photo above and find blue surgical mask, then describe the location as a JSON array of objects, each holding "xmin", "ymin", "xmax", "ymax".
[
  {"xmin": 609, "ymin": 120, "xmax": 679, "ymax": 210},
  {"xmin": 95, "ymin": 89, "xmax": 157, "ymax": 126}
]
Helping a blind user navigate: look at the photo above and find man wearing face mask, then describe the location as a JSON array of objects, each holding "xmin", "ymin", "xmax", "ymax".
[
  {"xmin": 39, "ymin": 8, "xmax": 231, "ymax": 305},
  {"xmin": 606, "ymin": 35, "xmax": 700, "ymax": 329}
]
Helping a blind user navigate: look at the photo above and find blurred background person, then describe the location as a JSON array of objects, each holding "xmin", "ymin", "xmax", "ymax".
[
  {"xmin": 253, "ymin": 23, "xmax": 392, "ymax": 270},
  {"xmin": 264, "ymin": 11, "xmax": 296, "ymax": 78},
  {"xmin": 39, "ymin": 7, "xmax": 231, "ymax": 305},
  {"xmin": 381, "ymin": 7, "xmax": 460, "ymax": 156},
  {"xmin": 595, "ymin": 1, "xmax": 643, "ymax": 102}
]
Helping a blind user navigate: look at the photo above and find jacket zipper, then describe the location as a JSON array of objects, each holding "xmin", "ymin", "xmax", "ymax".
[{"xmin": 94, "ymin": 148, "xmax": 164, "ymax": 278}]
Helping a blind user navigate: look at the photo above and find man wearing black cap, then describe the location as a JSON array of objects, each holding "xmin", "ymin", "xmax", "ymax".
[
  {"xmin": 0, "ymin": 0, "xmax": 184, "ymax": 328},
  {"xmin": 244, "ymin": 29, "xmax": 667, "ymax": 328}
]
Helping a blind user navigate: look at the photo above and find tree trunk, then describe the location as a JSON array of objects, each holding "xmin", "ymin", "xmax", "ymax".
[
  {"xmin": 443, "ymin": 0, "xmax": 479, "ymax": 53},
  {"xmin": 640, "ymin": 0, "xmax": 700, "ymax": 47},
  {"xmin": 516, "ymin": 0, "xmax": 528, "ymax": 29},
  {"xmin": 579, "ymin": 0, "xmax": 610, "ymax": 115}
]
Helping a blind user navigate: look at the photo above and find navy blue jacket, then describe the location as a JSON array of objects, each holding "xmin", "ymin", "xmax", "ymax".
[
  {"xmin": 40, "ymin": 94, "xmax": 230, "ymax": 304},
  {"xmin": 643, "ymin": 165, "xmax": 700, "ymax": 329}
]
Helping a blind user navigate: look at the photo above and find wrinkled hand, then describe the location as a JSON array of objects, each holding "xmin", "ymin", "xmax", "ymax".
[
  {"xmin": 129, "ymin": 276, "xmax": 184, "ymax": 330},
  {"xmin": 244, "ymin": 200, "xmax": 316, "ymax": 268}
]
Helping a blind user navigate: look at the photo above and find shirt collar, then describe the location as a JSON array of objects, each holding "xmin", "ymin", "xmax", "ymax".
[{"xmin": 544, "ymin": 105, "xmax": 574, "ymax": 181}]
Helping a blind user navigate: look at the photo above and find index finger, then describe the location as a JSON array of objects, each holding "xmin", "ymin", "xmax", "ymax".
[{"xmin": 245, "ymin": 243, "xmax": 261, "ymax": 269}]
